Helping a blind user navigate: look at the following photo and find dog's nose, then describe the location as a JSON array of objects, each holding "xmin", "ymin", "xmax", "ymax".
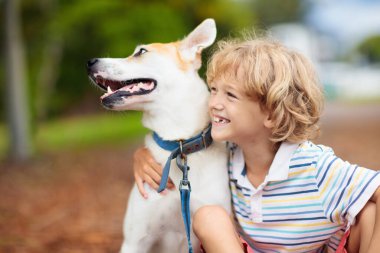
[{"xmin": 87, "ymin": 58, "xmax": 98, "ymax": 68}]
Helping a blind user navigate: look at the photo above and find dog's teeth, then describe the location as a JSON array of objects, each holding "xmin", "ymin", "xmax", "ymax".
[{"xmin": 107, "ymin": 86, "xmax": 112, "ymax": 93}]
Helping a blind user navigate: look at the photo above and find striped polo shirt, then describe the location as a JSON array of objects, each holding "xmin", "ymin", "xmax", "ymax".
[{"xmin": 228, "ymin": 141, "xmax": 380, "ymax": 253}]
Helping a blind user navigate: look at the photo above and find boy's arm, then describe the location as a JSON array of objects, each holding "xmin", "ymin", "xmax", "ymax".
[
  {"xmin": 367, "ymin": 186, "xmax": 380, "ymax": 253},
  {"xmin": 133, "ymin": 147, "xmax": 175, "ymax": 199}
]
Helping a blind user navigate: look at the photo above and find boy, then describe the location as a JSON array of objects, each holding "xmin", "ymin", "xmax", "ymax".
[{"xmin": 133, "ymin": 37, "xmax": 380, "ymax": 252}]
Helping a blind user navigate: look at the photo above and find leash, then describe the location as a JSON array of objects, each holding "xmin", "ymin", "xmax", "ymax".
[
  {"xmin": 177, "ymin": 154, "xmax": 193, "ymax": 253},
  {"xmin": 152, "ymin": 124, "xmax": 213, "ymax": 253}
]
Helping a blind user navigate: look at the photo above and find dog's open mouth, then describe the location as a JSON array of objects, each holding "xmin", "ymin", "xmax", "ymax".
[{"xmin": 90, "ymin": 75, "xmax": 157, "ymax": 100}]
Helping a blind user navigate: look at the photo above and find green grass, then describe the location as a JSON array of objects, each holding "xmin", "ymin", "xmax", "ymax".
[{"xmin": 0, "ymin": 112, "xmax": 148, "ymax": 158}]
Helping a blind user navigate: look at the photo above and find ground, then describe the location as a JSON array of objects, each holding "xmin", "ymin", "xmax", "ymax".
[{"xmin": 0, "ymin": 103, "xmax": 380, "ymax": 253}]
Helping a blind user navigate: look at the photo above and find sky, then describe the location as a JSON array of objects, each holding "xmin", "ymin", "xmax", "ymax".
[{"xmin": 306, "ymin": 0, "xmax": 380, "ymax": 49}]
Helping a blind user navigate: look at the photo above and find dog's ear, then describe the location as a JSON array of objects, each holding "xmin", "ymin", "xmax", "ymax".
[{"xmin": 179, "ymin": 18, "xmax": 217, "ymax": 69}]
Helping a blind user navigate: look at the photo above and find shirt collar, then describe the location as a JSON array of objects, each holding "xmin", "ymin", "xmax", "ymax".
[
  {"xmin": 266, "ymin": 142, "xmax": 300, "ymax": 181},
  {"xmin": 231, "ymin": 142, "xmax": 300, "ymax": 187},
  {"xmin": 231, "ymin": 147, "xmax": 246, "ymax": 187}
]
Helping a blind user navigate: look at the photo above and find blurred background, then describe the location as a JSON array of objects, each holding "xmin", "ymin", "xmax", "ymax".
[{"xmin": 1, "ymin": 0, "xmax": 379, "ymax": 252}]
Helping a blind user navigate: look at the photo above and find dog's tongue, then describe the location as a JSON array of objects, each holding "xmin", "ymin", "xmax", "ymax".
[
  {"xmin": 120, "ymin": 82, "xmax": 154, "ymax": 93},
  {"xmin": 101, "ymin": 81, "xmax": 155, "ymax": 100}
]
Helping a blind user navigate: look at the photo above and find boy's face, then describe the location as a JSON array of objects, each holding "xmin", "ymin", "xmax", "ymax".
[{"xmin": 208, "ymin": 75, "xmax": 273, "ymax": 146}]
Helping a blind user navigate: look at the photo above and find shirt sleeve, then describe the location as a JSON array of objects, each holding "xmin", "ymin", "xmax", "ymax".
[{"xmin": 315, "ymin": 146, "xmax": 380, "ymax": 226}]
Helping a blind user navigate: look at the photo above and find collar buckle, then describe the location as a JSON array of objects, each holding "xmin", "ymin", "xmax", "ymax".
[{"xmin": 179, "ymin": 139, "xmax": 184, "ymax": 154}]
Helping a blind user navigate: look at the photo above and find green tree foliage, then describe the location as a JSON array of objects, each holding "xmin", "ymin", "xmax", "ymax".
[
  {"xmin": 357, "ymin": 35, "xmax": 380, "ymax": 63},
  {"xmin": 252, "ymin": 0, "xmax": 304, "ymax": 28}
]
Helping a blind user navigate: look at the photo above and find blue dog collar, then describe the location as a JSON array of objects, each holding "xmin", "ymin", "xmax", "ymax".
[{"xmin": 152, "ymin": 124, "xmax": 213, "ymax": 192}]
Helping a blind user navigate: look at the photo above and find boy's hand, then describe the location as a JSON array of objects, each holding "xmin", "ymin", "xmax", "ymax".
[{"xmin": 133, "ymin": 147, "xmax": 175, "ymax": 199}]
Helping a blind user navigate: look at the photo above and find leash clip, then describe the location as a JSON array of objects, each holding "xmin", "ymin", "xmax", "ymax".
[
  {"xmin": 179, "ymin": 179, "xmax": 191, "ymax": 191},
  {"xmin": 176, "ymin": 153, "xmax": 191, "ymax": 192}
]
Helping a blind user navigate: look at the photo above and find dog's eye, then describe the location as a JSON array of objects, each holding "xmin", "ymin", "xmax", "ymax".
[{"xmin": 134, "ymin": 48, "xmax": 148, "ymax": 57}]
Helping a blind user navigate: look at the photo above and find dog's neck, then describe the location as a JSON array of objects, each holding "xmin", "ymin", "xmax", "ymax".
[{"xmin": 142, "ymin": 77, "xmax": 210, "ymax": 141}]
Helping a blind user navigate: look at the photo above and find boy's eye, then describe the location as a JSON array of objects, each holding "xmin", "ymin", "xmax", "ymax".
[
  {"xmin": 134, "ymin": 48, "xmax": 148, "ymax": 57},
  {"xmin": 210, "ymin": 87, "xmax": 217, "ymax": 93},
  {"xmin": 227, "ymin": 92, "xmax": 237, "ymax": 99}
]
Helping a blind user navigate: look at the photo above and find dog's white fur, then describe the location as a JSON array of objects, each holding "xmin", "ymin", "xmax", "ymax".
[{"xmin": 88, "ymin": 19, "xmax": 231, "ymax": 253}]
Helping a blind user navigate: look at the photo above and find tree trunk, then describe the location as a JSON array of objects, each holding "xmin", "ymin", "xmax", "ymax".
[{"xmin": 3, "ymin": 0, "xmax": 33, "ymax": 161}]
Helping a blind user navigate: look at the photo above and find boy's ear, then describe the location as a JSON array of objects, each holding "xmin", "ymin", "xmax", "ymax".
[
  {"xmin": 264, "ymin": 114, "xmax": 275, "ymax": 129},
  {"xmin": 179, "ymin": 18, "xmax": 217, "ymax": 69}
]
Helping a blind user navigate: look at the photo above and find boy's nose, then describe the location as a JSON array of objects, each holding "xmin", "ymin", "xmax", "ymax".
[
  {"xmin": 211, "ymin": 104, "xmax": 224, "ymax": 111},
  {"xmin": 208, "ymin": 96, "xmax": 223, "ymax": 110}
]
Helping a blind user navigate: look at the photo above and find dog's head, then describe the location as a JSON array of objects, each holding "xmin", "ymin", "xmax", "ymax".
[{"xmin": 87, "ymin": 19, "xmax": 216, "ymax": 112}]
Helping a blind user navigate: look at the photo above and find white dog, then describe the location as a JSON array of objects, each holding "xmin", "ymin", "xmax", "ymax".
[{"xmin": 87, "ymin": 19, "xmax": 231, "ymax": 253}]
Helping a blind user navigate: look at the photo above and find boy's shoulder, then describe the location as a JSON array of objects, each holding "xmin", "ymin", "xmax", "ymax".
[{"xmin": 293, "ymin": 141, "xmax": 335, "ymax": 160}]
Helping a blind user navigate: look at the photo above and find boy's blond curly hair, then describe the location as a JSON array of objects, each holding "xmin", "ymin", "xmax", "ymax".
[{"xmin": 207, "ymin": 37, "xmax": 324, "ymax": 143}]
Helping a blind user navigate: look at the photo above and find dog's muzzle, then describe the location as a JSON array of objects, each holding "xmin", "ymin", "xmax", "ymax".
[{"xmin": 86, "ymin": 59, "xmax": 157, "ymax": 109}]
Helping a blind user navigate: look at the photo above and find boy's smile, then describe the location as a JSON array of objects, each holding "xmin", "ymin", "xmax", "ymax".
[{"xmin": 212, "ymin": 115, "xmax": 230, "ymax": 125}]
